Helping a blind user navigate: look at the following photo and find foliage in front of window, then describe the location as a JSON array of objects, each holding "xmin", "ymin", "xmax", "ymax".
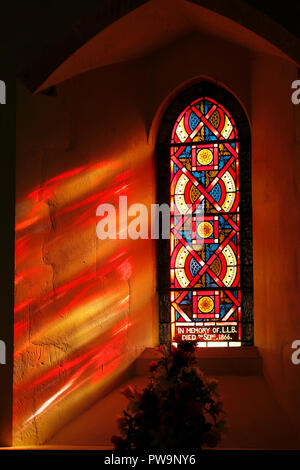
[{"xmin": 111, "ymin": 340, "xmax": 227, "ymax": 450}]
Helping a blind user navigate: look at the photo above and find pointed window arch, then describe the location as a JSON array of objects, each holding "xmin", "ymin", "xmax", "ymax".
[{"xmin": 156, "ymin": 82, "xmax": 253, "ymax": 347}]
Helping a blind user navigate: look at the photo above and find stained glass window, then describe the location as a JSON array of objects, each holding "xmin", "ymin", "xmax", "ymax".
[
  {"xmin": 156, "ymin": 82, "xmax": 253, "ymax": 347},
  {"xmin": 169, "ymin": 95, "xmax": 242, "ymax": 347}
]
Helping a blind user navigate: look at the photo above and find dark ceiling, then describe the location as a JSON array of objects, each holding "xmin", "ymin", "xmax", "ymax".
[{"xmin": 1, "ymin": 0, "xmax": 299, "ymax": 75}]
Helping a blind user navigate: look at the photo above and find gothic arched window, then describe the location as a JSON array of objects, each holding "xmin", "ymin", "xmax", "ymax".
[{"xmin": 156, "ymin": 82, "xmax": 253, "ymax": 347}]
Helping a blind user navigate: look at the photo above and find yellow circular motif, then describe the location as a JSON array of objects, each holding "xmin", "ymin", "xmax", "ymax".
[
  {"xmin": 198, "ymin": 296, "xmax": 214, "ymax": 313},
  {"xmin": 197, "ymin": 148, "xmax": 213, "ymax": 165},
  {"xmin": 197, "ymin": 221, "xmax": 213, "ymax": 238}
]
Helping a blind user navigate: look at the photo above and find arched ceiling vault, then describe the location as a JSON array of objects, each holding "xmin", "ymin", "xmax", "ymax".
[{"xmin": 20, "ymin": 0, "xmax": 300, "ymax": 93}]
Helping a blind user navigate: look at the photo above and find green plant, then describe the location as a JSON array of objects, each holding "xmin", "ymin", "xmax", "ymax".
[{"xmin": 111, "ymin": 340, "xmax": 227, "ymax": 451}]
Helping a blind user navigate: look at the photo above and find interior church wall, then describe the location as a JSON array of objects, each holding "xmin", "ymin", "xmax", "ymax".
[
  {"xmin": 14, "ymin": 61, "xmax": 157, "ymax": 444},
  {"xmin": 251, "ymin": 53, "xmax": 300, "ymax": 441},
  {"xmin": 14, "ymin": 29, "xmax": 299, "ymax": 445}
]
